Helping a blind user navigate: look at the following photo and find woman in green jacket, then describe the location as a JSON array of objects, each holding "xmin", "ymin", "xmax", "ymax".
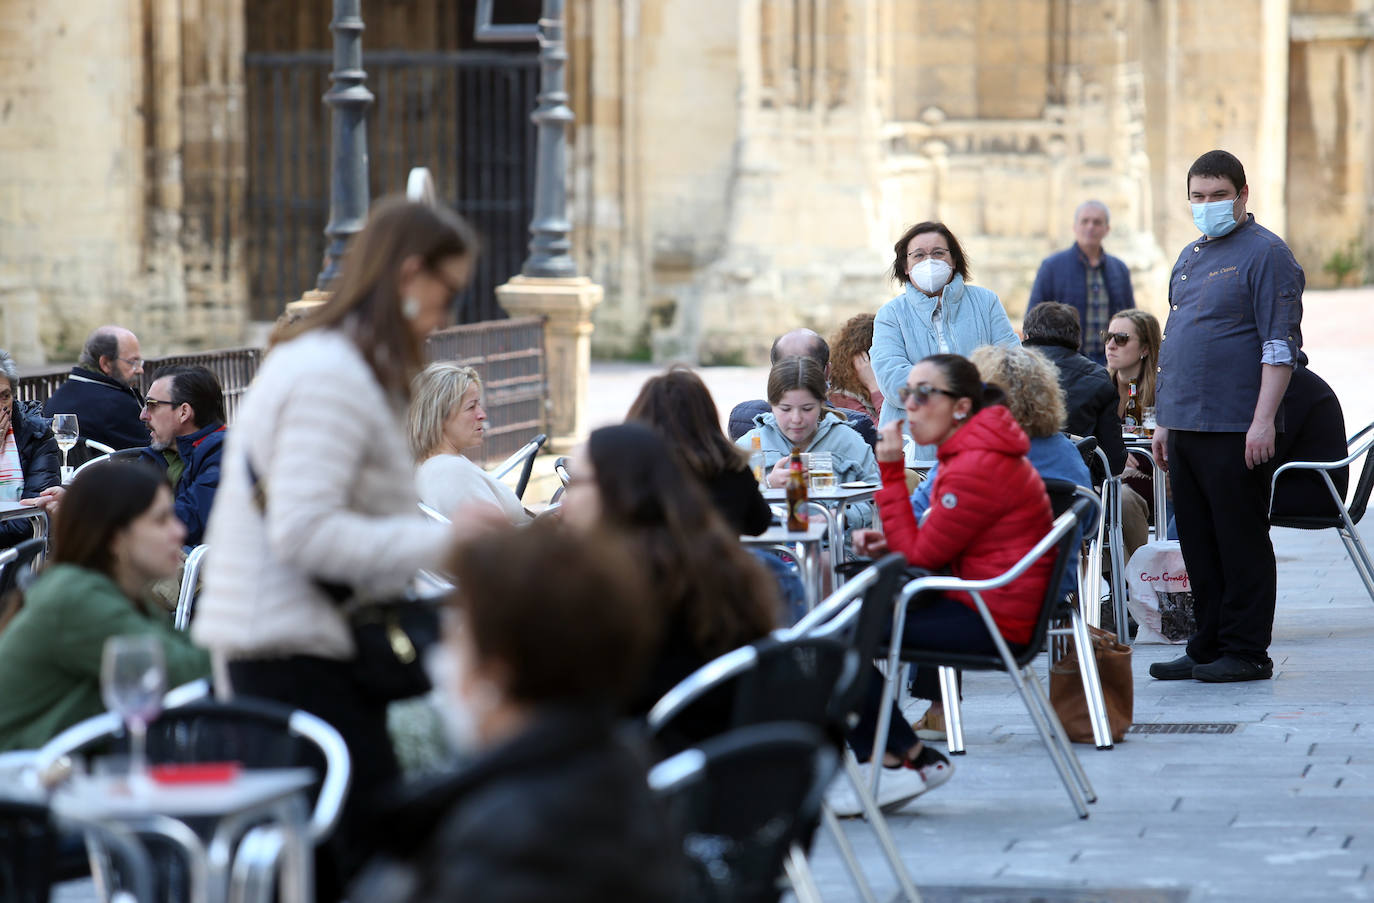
[{"xmin": 0, "ymin": 460, "xmax": 210, "ymax": 752}]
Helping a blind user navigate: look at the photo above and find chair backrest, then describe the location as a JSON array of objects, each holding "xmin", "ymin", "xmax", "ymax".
[
  {"xmin": 1345, "ymin": 422, "xmax": 1374, "ymax": 524},
  {"xmin": 36, "ymin": 695, "xmax": 351, "ymax": 844},
  {"xmin": 1073, "ymin": 436, "xmax": 1105, "ymax": 486},
  {"xmin": 1018, "ymin": 496, "xmax": 1094, "ymax": 661},
  {"xmin": 172, "ymin": 544, "xmax": 209, "ymax": 631},
  {"xmin": 0, "ymin": 538, "xmax": 45, "ymax": 602},
  {"xmin": 648, "ymin": 722, "xmax": 837, "ymax": 903},
  {"xmin": 491, "ymin": 433, "xmax": 547, "ymax": 500}
]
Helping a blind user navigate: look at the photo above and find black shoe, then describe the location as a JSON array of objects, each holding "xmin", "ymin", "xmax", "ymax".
[
  {"xmin": 1192, "ymin": 655, "xmax": 1273, "ymax": 683},
  {"xmin": 1148, "ymin": 653, "xmax": 1200, "ymax": 680}
]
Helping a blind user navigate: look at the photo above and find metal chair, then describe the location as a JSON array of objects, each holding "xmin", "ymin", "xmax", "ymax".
[
  {"xmin": 649, "ymin": 722, "xmax": 837, "ymax": 903},
  {"xmin": 0, "ymin": 798, "xmax": 158, "ymax": 903},
  {"xmin": 173, "ymin": 544, "xmax": 209, "ymax": 631},
  {"xmin": 0, "ymin": 537, "xmax": 45, "ymax": 600},
  {"xmin": 490, "ymin": 432, "xmax": 547, "ymax": 500},
  {"xmin": 651, "ymin": 555, "xmax": 922, "ymax": 903},
  {"xmin": 37, "ymin": 695, "xmax": 350, "ymax": 903},
  {"xmin": 871, "ymin": 499, "xmax": 1098, "ymax": 818},
  {"xmin": 1269, "ymin": 421, "xmax": 1374, "ymax": 604}
]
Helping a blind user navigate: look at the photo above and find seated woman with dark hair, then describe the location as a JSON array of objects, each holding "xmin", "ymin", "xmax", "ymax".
[
  {"xmin": 626, "ymin": 365, "xmax": 771, "ymax": 536},
  {"xmin": 563, "ymin": 422, "xmax": 780, "ymax": 749},
  {"xmin": 0, "ymin": 461, "xmax": 210, "ymax": 751},
  {"xmin": 354, "ymin": 520, "xmax": 686, "ymax": 902}
]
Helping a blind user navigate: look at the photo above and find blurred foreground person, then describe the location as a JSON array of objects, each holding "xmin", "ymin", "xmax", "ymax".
[
  {"xmin": 409, "ymin": 361, "xmax": 531, "ymax": 525},
  {"xmin": 192, "ymin": 197, "xmax": 488, "ymax": 898},
  {"xmin": 354, "ymin": 520, "xmax": 686, "ymax": 903},
  {"xmin": 563, "ymin": 423, "xmax": 779, "ymax": 750},
  {"xmin": 0, "ymin": 461, "xmax": 209, "ymax": 751}
]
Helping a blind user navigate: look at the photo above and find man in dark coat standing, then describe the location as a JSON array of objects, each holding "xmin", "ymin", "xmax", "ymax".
[
  {"xmin": 1022, "ymin": 302, "xmax": 1126, "ymax": 475},
  {"xmin": 42, "ymin": 326, "xmax": 146, "ymax": 452},
  {"xmin": 1027, "ymin": 201, "xmax": 1135, "ymax": 366}
]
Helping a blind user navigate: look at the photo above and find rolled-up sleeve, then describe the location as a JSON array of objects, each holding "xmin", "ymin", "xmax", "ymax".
[{"xmin": 1251, "ymin": 241, "xmax": 1304, "ymax": 367}]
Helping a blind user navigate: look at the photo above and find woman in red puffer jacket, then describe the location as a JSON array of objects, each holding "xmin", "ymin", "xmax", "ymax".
[{"xmin": 843, "ymin": 354, "xmax": 1053, "ymax": 801}]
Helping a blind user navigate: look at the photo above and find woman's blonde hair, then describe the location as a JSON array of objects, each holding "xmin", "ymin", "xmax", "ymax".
[
  {"xmin": 1106, "ymin": 309, "xmax": 1162, "ymax": 408},
  {"xmin": 968, "ymin": 344, "xmax": 1066, "ymax": 439},
  {"xmin": 408, "ymin": 361, "xmax": 483, "ymax": 460}
]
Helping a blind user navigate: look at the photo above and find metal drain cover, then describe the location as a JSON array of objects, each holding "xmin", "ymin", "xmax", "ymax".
[
  {"xmin": 1126, "ymin": 722, "xmax": 1239, "ymax": 735},
  {"xmin": 917, "ymin": 887, "xmax": 1189, "ymax": 903}
]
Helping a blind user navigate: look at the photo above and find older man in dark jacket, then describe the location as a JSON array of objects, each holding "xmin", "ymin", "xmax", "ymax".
[
  {"xmin": 1022, "ymin": 302, "xmax": 1126, "ymax": 475},
  {"xmin": 42, "ymin": 326, "xmax": 147, "ymax": 453}
]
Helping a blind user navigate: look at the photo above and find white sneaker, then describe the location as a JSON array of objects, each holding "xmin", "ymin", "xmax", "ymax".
[{"xmin": 824, "ymin": 761, "xmax": 927, "ymax": 818}]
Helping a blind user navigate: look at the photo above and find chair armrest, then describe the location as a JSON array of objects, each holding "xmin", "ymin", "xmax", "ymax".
[{"xmin": 646, "ymin": 646, "xmax": 759, "ymax": 733}]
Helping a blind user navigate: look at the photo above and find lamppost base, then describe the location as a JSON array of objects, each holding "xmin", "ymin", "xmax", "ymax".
[{"xmin": 495, "ymin": 275, "xmax": 603, "ymax": 453}]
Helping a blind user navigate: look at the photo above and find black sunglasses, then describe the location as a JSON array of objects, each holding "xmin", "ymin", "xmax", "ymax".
[
  {"xmin": 142, "ymin": 397, "xmax": 177, "ymax": 411},
  {"xmin": 899, "ymin": 384, "xmax": 960, "ymax": 406},
  {"xmin": 1101, "ymin": 331, "xmax": 1132, "ymax": 347}
]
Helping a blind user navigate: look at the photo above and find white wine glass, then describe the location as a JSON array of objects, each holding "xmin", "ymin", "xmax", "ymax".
[
  {"xmin": 51, "ymin": 414, "xmax": 79, "ymax": 482},
  {"xmin": 100, "ymin": 635, "xmax": 166, "ymax": 785}
]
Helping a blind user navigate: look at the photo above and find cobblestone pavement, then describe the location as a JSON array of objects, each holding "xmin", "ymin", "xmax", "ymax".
[{"xmin": 55, "ymin": 288, "xmax": 1374, "ymax": 902}]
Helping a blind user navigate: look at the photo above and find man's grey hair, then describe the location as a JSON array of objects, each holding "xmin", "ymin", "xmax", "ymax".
[
  {"xmin": 1074, "ymin": 200, "xmax": 1110, "ymax": 224},
  {"xmin": 78, "ymin": 327, "xmax": 122, "ymax": 371},
  {"xmin": 0, "ymin": 350, "xmax": 18, "ymax": 386}
]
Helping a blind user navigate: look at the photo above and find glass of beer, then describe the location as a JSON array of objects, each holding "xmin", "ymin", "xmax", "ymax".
[{"xmin": 807, "ymin": 452, "xmax": 836, "ymax": 493}]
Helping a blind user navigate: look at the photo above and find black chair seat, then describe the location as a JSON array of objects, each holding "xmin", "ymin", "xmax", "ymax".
[{"xmin": 1270, "ymin": 514, "xmax": 1343, "ymax": 530}]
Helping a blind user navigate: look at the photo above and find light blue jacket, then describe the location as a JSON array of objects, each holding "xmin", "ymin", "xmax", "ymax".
[
  {"xmin": 736, "ymin": 411, "xmax": 880, "ymax": 525},
  {"xmin": 871, "ymin": 276, "xmax": 1020, "ymax": 460}
]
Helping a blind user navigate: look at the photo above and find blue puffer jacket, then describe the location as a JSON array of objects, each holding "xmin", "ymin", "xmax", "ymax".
[
  {"xmin": 139, "ymin": 421, "xmax": 226, "ymax": 547},
  {"xmin": 870, "ymin": 277, "xmax": 1020, "ymax": 456},
  {"xmin": 736, "ymin": 411, "xmax": 880, "ymax": 525}
]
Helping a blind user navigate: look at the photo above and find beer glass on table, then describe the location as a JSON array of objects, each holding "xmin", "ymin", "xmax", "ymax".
[{"xmin": 807, "ymin": 452, "xmax": 835, "ymax": 493}]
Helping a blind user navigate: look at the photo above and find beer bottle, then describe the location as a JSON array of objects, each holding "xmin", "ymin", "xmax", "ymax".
[
  {"xmin": 1123, "ymin": 378, "xmax": 1140, "ymax": 436},
  {"xmin": 749, "ymin": 434, "xmax": 765, "ymax": 487},
  {"xmin": 786, "ymin": 446, "xmax": 809, "ymax": 532}
]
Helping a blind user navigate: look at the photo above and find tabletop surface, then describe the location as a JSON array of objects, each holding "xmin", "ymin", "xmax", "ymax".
[
  {"xmin": 741, "ymin": 521, "xmax": 829, "ymax": 543},
  {"xmin": 0, "ymin": 500, "xmax": 43, "ymax": 521},
  {"xmin": 762, "ymin": 484, "xmax": 879, "ymax": 503},
  {"xmin": 51, "ymin": 767, "xmax": 315, "ymax": 820}
]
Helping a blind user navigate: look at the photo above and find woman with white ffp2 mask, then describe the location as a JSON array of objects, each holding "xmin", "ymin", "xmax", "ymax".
[{"xmin": 869, "ymin": 221, "xmax": 1021, "ymax": 464}]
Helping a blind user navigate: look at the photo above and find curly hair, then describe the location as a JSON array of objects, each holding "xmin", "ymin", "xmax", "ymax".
[
  {"xmin": 968, "ymin": 344, "xmax": 1067, "ymax": 439},
  {"xmin": 828, "ymin": 314, "xmax": 876, "ymax": 400}
]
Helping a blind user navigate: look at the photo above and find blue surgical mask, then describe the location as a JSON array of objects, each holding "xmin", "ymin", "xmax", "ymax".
[{"xmin": 1191, "ymin": 198, "xmax": 1239, "ymax": 238}]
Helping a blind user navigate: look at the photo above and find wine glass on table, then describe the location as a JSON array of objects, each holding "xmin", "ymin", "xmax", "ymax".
[
  {"xmin": 101, "ymin": 634, "xmax": 166, "ymax": 787},
  {"xmin": 51, "ymin": 414, "xmax": 79, "ymax": 483}
]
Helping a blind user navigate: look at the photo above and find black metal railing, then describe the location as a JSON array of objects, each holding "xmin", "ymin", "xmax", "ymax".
[
  {"xmin": 17, "ymin": 318, "xmax": 546, "ymax": 467},
  {"xmin": 245, "ymin": 50, "xmax": 538, "ymax": 322}
]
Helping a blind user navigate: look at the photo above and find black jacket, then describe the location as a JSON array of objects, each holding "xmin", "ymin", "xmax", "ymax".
[
  {"xmin": 42, "ymin": 367, "xmax": 146, "ymax": 451},
  {"xmin": 356, "ymin": 706, "xmax": 686, "ymax": 903},
  {"xmin": 0, "ymin": 401, "xmax": 61, "ymax": 546},
  {"xmin": 703, "ymin": 464, "xmax": 773, "ymax": 536},
  {"xmin": 1025, "ymin": 339, "xmax": 1127, "ymax": 475},
  {"xmin": 1272, "ymin": 366, "xmax": 1349, "ymax": 519}
]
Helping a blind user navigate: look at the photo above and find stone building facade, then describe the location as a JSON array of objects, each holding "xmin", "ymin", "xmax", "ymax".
[{"xmin": 0, "ymin": 1, "xmax": 1370, "ymax": 363}]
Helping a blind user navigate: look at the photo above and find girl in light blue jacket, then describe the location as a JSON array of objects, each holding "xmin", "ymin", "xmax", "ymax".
[
  {"xmin": 735, "ymin": 356, "xmax": 879, "ymax": 525},
  {"xmin": 872, "ymin": 221, "xmax": 1020, "ymax": 462}
]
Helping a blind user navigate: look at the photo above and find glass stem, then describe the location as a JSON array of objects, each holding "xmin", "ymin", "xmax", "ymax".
[{"xmin": 129, "ymin": 717, "xmax": 148, "ymax": 780}]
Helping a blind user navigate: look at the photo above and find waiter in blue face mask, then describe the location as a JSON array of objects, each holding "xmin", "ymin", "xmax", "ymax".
[{"xmin": 1148, "ymin": 149, "xmax": 1305, "ymax": 684}]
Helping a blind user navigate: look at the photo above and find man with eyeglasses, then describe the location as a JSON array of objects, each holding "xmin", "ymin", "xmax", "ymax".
[
  {"xmin": 1026, "ymin": 200, "xmax": 1136, "ymax": 367},
  {"xmin": 41, "ymin": 325, "xmax": 147, "ymax": 454},
  {"xmin": 137, "ymin": 365, "xmax": 227, "ymax": 546},
  {"xmin": 1149, "ymin": 149, "xmax": 1304, "ymax": 684}
]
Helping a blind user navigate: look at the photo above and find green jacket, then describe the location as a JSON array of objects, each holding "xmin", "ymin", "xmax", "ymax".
[{"xmin": 0, "ymin": 564, "xmax": 211, "ymax": 752}]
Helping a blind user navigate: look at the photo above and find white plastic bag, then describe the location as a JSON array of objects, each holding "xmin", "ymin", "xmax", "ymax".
[{"xmin": 1126, "ymin": 541, "xmax": 1196, "ymax": 644}]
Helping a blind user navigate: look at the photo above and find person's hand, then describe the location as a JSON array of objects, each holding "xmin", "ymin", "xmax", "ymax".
[
  {"xmin": 1245, "ymin": 418, "xmax": 1277, "ymax": 470},
  {"xmin": 767, "ymin": 457, "xmax": 791, "ymax": 489},
  {"xmin": 1151, "ymin": 426, "xmax": 1169, "ymax": 474},
  {"xmin": 448, "ymin": 501, "xmax": 511, "ymax": 543},
  {"xmin": 851, "ymin": 528, "xmax": 889, "ymax": 558},
  {"xmin": 0, "ymin": 405, "xmax": 11, "ymax": 438},
  {"xmin": 876, "ymin": 421, "xmax": 905, "ymax": 463},
  {"xmin": 21, "ymin": 486, "xmax": 65, "ymax": 513},
  {"xmin": 1125, "ymin": 452, "xmax": 1143, "ymax": 471}
]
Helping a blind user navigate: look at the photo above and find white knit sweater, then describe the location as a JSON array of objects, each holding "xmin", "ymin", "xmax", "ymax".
[{"xmin": 191, "ymin": 330, "xmax": 450, "ymax": 660}]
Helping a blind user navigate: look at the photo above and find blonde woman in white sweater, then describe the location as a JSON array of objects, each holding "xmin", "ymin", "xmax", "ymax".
[
  {"xmin": 409, "ymin": 362, "xmax": 531, "ymax": 525},
  {"xmin": 192, "ymin": 197, "xmax": 492, "ymax": 898}
]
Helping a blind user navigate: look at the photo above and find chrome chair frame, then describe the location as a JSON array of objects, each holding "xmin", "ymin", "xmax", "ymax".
[
  {"xmin": 871, "ymin": 503, "xmax": 1097, "ymax": 818},
  {"xmin": 173, "ymin": 544, "xmax": 209, "ymax": 631},
  {"xmin": 490, "ymin": 432, "xmax": 547, "ymax": 500},
  {"xmin": 1269, "ymin": 421, "xmax": 1374, "ymax": 604}
]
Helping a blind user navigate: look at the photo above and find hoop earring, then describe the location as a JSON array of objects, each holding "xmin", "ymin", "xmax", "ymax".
[{"xmin": 402, "ymin": 296, "xmax": 422, "ymax": 320}]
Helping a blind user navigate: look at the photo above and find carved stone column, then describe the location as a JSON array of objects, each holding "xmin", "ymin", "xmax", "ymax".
[{"xmin": 496, "ymin": 276, "xmax": 603, "ymax": 452}]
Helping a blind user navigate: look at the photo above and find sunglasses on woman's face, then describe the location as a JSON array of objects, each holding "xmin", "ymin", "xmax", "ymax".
[
  {"xmin": 1101, "ymin": 331, "xmax": 1132, "ymax": 347},
  {"xmin": 899, "ymin": 383, "xmax": 960, "ymax": 406}
]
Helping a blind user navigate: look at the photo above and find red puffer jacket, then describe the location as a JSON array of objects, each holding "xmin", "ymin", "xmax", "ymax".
[{"xmin": 875, "ymin": 405, "xmax": 1053, "ymax": 645}]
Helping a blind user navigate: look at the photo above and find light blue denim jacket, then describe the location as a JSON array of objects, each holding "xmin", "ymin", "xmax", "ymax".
[
  {"xmin": 870, "ymin": 276, "xmax": 1020, "ymax": 460},
  {"xmin": 736, "ymin": 411, "xmax": 880, "ymax": 525}
]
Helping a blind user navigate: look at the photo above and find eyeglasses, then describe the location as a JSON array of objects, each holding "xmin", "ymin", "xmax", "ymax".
[
  {"xmin": 142, "ymin": 397, "xmax": 176, "ymax": 411},
  {"xmin": 906, "ymin": 248, "xmax": 951, "ymax": 264},
  {"xmin": 1101, "ymin": 331, "xmax": 1132, "ymax": 347},
  {"xmin": 899, "ymin": 384, "xmax": 961, "ymax": 406},
  {"xmin": 118, "ymin": 357, "xmax": 144, "ymax": 369}
]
